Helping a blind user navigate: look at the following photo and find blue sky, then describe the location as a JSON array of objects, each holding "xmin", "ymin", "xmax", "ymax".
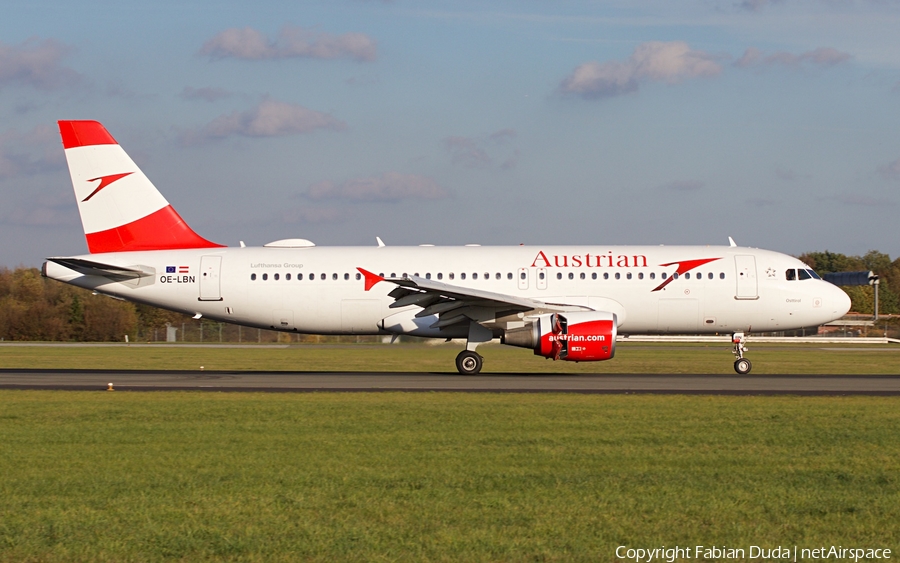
[{"xmin": 2, "ymin": 0, "xmax": 899, "ymax": 267}]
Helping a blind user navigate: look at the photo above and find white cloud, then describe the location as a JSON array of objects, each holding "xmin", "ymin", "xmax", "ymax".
[
  {"xmin": 306, "ymin": 172, "xmax": 448, "ymax": 202},
  {"xmin": 830, "ymin": 193, "xmax": 895, "ymax": 207},
  {"xmin": 280, "ymin": 204, "xmax": 348, "ymax": 224},
  {"xmin": 0, "ymin": 125, "xmax": 65, "ymax": 179},
  {"xmin": 0, "ymin": 38, "xmax": 79, "ymax": 91},
  {"xmin": 737, "ymin": 0, "xmax": 783, "ymax": 12},
  {"xmin": 735, "ymin": 46, "xmax": 852, "ymax": 68},
  {"xmin": 181, "ymin": 98, "xmax": 345, "ymax": 143},
  {"xmin": 879, "ymin": 157, "xmax": 900, "ymax": 180},
  {"xmin": 1, "ymin": 192, "xmax": 78, "ymax": 227},
  {"xmin": 442, "ymin": 129, "xmax": 519, "ymax": 168},
  {"xmin": 200, "ymin": 26, "xmax": 377, "ymax": 62},
  {"xmin": 180, "ymin": 86, "xmax": 232, "ymax": 102},
  {"xmin": 659, "ymin": 180, "xmax": 705, "ymax": 192},
  {"xmin": 559, "ymin": 41, "xmax": 722, "ymax": 99},
  {"xmin": 443, "ymin": 136, "xmax": 492, "ymax": 168}
]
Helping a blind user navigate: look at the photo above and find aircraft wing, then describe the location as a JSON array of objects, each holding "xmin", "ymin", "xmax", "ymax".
[
  {"xmin": 46, "ymin": 257, "xmax": 155, "ymax": 282},
  {"xmin": 359, "ymin": 268, "xmax": 590, "ymax": 329}
]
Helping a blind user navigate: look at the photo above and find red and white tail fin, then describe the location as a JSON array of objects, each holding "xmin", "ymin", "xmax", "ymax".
[{"xmin": 58, "ymin": 120, "xmax": 223, "ymax": 253}]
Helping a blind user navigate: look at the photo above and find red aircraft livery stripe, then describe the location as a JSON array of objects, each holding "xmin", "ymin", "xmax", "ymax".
[
  {"xmin": 651, "ymin": 257, "xmax": 722, "ymax": 292},
  {"xmin": 85, "ymin": 205, "xmax": 224, "ymax": 253},
  {"xmin": 59, "ymin": 120, "xmax": 118, "ymax": 149}
]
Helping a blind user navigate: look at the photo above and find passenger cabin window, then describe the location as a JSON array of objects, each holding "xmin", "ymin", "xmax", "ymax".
[
  {"xmin": 437, "ymin": 273, "xmax": 443, "ymax": 280},
  {"xmin": 580, "ymin": 272, "xmax": 586, "ymax": 280},
  {"xmin": 299, "ymin": 273, "xmax": 304, "ymax": 280},
  {"xmin": 615, "ymin": 273, "xmax": 620, "ymax": 280},
  {"xmin": 539, "ymin": 272, "xmax": 545, "ymax": 280},
  {"xmin": 426, "ymin": 273, "xmax": 432, "ymax": 280},
  {"xmin": 626, "ymin": 273, "xmax": 632, "ymax": 280},
  {"xmin": 262, "ymin": 273, "xmax": 268, "ymax": 281},
  {"xmin": 568, "ymin": 273, "xmax": 574, "ymax": 280},
  {"xmin": 507, "ymin": 273, "xmax": 513, "ymax": 280},
  {"xmin": 719, "ymin": 273, "xmax": 725, "ymax": 279},
  {"xmin": 650, "ymin": 273, "xmax": 655, "ymax": 280},
  {"xmin": 638, "ymin": 272, "xmax": 644, "ymax": 280},
  {"xmin": 557, "ymin": 273, "xmax": 563, "ymax": 280},
  {"xmin": 461, "ymin": 273, "xmax": 467, "ymax": 280},
  {"xmin": 251, "ymin": 273, "xmax": 256, "ymax": 281},
  {"xmin": 449, "ymin": 273, "xmax": 455, "ymax": 280},
  {"xmin": 591, "ymin": 273, "xmax": 597, "ymax": 280},
  {"xmin": 604, "ymin": 273, "xmax": 609, "ymax": 280},
  {"xmin": 708, "ymin": 272, "xmax": 713, "ymax": 279},
  {"xmin": 286, "ymin": 273, "xmax": 291, "ymax": 280},
  {"xmin": 684, "ymin": 273, "xmax": 690, "ymax": 280},
  {"xmin": 274, "ymin": 273, "xmax": 280, "ymax": 280},
  {"xmin": 520, "ymin": 272, "xmax": 526, "ymax": 280}
]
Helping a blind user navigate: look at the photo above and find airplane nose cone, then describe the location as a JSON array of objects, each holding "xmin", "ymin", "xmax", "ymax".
[{"xmin": 832, "ymin": 284, "xmax": 852, "ymax": 317}]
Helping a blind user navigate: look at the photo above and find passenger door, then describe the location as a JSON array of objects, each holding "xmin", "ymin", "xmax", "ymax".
[{"xmin": 734, "ymin": 255, "xmax": 758, "ymax": 300}]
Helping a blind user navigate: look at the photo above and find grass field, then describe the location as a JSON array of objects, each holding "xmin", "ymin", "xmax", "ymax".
[
  {"xmin": 1, "ymin": 391, "xmax": 899, "ymax": 562},
  {"xmin": 1, "ymin": 341, "xmax": 899, "ymax": 374}
]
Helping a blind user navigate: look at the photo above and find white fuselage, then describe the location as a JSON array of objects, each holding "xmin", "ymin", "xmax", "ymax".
[{"xmin": 44, "ymin": 244, "xmax": 851, "ymax": 336}]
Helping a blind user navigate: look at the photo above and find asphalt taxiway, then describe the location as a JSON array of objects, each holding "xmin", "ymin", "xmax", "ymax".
[{"xmin": 1, "ymin": 369, "xmax": 899, "ymax": 395}]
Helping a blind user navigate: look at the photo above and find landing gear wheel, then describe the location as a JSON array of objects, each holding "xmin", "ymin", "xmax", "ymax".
[
  {"xmin": 456, "ymin": 350, "xmax": 483, "ymax": 375},
  {"xmin": 734, "ymin": 358, "xmax": 752, "ymax": 375}
]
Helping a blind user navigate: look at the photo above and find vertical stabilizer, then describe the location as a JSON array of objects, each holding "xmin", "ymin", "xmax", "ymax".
[{"xmin": 58, "ymin": 120, "xmax": 223, "ymax": 253}]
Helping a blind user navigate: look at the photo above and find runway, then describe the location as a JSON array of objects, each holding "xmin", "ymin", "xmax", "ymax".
[{"xmin": 1, "ymin": 369, "xmax": 899, "ymax": 395}]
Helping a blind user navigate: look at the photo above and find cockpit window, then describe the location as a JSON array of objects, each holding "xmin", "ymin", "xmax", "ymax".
[
  {"xmin": 786, "ymin": 269, "xmax": 796, "ymax": 281},
  {"xmin": 807, "ymin": 269, "xmax": 821, "ymax": 280},
  {"xmin": 798, "ymin": 268, "xmax": 811, "ymax": 280}
]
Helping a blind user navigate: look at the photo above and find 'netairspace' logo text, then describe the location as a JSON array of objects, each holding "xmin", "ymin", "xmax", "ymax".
[{"xmin": 615, "ymin": 545, "xmax": 892, "ymax": 562}]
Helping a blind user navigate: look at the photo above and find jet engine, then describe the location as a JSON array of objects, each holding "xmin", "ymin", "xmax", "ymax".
[{"xmin": 502, "ymin": 311, "xmax": 617, "ymax": 361}]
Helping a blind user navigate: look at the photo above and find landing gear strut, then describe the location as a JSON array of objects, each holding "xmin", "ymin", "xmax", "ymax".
[
  {"xmin": 732, "ymin": 332, "xmax": 751, "ymax": 374},
  {"xmin": 456, "ymin": 350, "xmax": 483, "ymax": 375},
  {"xmin": 455, "ymin": 321, "xmax": 492, "ymax": 375}
]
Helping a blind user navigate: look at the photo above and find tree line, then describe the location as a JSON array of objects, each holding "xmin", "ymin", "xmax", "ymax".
[
  {"xmin": 1, "ymin": 250, "xmax": 897, "ymax": 341},
  {"xmin": 798, "ymin": 250, "xmax": 899, "ymax": 316}
]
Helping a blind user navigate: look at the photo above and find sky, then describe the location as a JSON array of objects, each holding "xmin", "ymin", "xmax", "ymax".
[{"xmin": 2, "ymin": 0, "xmax": 900, "ymax": 267}]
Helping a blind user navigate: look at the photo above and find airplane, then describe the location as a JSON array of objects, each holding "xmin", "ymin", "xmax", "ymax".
[{"xmin": 42, "ymin": 120, "xmax": 852, "ymax": 375}]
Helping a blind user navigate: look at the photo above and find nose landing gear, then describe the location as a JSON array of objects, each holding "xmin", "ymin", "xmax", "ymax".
[{"xmin": 732, "ymin": 332, "xmax": 751, "ymax": 374}]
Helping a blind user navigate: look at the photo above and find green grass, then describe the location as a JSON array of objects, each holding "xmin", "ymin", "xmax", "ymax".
[
  {"xmin": 0, "ymin": 392, "xmax": 898, "ymax": 562},
  {"xmin": 1, "ymin": 341, "xmax": 898, "ymax": 373}
]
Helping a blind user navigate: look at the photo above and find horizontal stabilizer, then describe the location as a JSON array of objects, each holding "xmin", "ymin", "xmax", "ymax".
[{"xmin": 46, "ymin": 257, "xmax": 155, "ymax": 281}]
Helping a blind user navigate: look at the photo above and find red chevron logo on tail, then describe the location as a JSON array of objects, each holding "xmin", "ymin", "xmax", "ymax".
[{"xmin": 82, "ymin": 172, "xmax": 134, "ymax": 202}]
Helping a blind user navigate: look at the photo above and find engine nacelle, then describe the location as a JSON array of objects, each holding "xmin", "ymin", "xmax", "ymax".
[{"xmin": 502, "ymin": 311, "xmax": 617, "ymax": 362}]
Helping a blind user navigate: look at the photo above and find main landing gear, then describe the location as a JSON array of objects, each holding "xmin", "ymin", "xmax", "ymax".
[
  {"xmin": 455, "ymin": 322, "xmax": 492, "ymax": 375},
  {"xmin": 455, "ymin": 350, "xmax": 483, "ymax": 375},
  {"xmin": 732, "ymin": 332, "xmax": 751, "ymax": 374}
]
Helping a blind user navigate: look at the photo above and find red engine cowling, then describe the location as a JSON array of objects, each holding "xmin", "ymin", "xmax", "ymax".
[{"xmin": 536, "ymin": 311, "xmax": 617, "ymax": 362}]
